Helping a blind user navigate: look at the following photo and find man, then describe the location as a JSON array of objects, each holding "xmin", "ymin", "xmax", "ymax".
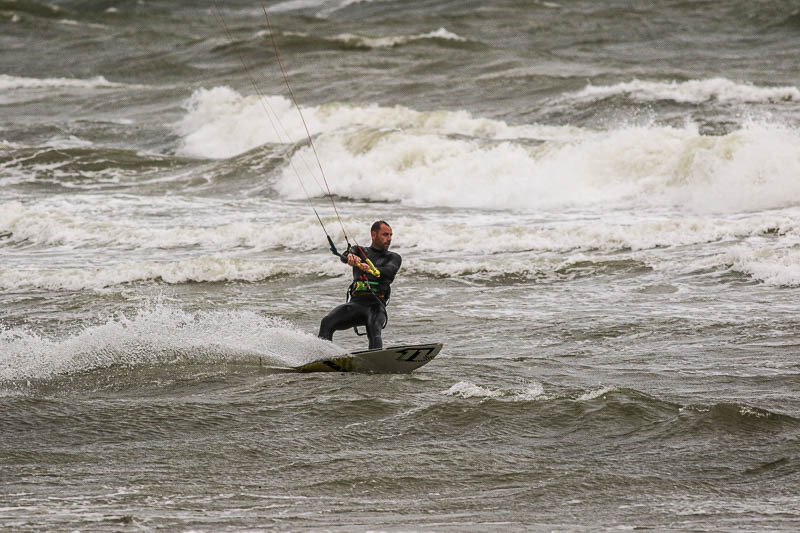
[{"xmin": 318, "ymin": 220, "xmax": 401, "ymax": 350}]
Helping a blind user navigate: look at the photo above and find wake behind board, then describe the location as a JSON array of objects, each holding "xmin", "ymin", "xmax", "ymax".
[{"xmin": 295, "ymin": 343, "xmax": 443, "ymax": 374}]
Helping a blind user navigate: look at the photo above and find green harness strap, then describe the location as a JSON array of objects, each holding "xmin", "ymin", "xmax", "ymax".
[{"xmin": 351, "ymin": 280, "xmax": 380, "ymax": 293}]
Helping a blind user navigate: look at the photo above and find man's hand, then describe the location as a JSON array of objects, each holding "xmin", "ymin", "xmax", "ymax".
[{"xmin": 347, "ymin": 253, "xmax": 370, "ymax": 272}]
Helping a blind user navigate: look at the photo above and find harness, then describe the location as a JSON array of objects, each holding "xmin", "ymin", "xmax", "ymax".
[{"xmin": 349, "ymin": 279, "xmax": 382, "ymax": 297}]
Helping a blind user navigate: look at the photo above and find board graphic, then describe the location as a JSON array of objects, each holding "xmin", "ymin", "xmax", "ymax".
[{"xmin": 295, "ymin": 343, "xmax": 443, "ymax": 374}]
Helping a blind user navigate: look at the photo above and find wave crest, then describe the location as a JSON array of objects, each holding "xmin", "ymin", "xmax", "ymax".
[{"xmin": 566, "ymin": 78, "xmax": 800, "ymax": 105}]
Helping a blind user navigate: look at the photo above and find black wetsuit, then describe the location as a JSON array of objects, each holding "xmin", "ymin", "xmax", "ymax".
[{"xmin": 318, "ymin": 245, "xmax": 402, "ymax": 350}]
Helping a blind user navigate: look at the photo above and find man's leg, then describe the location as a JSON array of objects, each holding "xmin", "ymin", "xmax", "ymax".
[{"xmin": 318, "ymin": 303, "xmax": 364, "ymax": 341}]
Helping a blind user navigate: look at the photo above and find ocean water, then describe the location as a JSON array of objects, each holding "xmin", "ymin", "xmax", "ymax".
[{"xmin": 2, "ymin": 0, "xmax": 800, "ymax": 531}]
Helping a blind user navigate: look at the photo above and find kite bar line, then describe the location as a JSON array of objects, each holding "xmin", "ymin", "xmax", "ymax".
[
  {"xmin": 260, "ymin": 1, "xmax": 352, "ymax": 249},
  {"xmin": 211, "ymin": 1, "xmax": 350, "ymax": 254},
  {"xmin": 258, "ymin": 6, "xmax": 388, "ymax": 328}
]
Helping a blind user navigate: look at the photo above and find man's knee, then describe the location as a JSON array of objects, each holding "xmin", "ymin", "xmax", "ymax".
[
  {"xmin": 319, "ymin": 304, "xmax": 355, "ymax": 340},
  {"xmin": 318, "ymin": 314, "xmax": 335, "ymax": 340},
  {"xmin": 367, "ymin": 309, "xmax": 386, "ymax": 331}
]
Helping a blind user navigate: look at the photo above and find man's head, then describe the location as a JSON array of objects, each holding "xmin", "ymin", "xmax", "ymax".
[{"xmin": 370, "ymin": 220, "xmax": 392, "ymax": 251}]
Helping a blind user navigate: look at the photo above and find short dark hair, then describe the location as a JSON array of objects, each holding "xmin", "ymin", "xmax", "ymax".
[{"xmin": 371, "ymin": 220, "xmax": 390, "ymax": 233}]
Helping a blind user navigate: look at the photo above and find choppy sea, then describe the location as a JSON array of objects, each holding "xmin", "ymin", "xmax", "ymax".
[{"xmin": 2, "ymin": 1, "xmax": 800, "ymax": 531}]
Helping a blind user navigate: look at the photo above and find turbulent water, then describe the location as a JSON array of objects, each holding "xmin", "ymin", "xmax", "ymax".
[{"xmin": 2, "ymin": 0, "xmax": 800, "ymax": 531}]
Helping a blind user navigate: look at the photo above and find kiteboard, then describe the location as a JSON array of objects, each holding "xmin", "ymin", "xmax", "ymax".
[{"xmin": 294, "ymin": 342, "xmax": 443, "ymax": 374}]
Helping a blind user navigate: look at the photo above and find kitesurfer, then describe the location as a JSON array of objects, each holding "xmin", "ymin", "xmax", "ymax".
[{"xmin": 318, "ymin": 220, "xmax": 401, "ymax": 350}]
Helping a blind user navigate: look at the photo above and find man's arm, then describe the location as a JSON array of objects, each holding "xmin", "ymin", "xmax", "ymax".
[{"xmin": 377, "ymin": 253, "xmax": 402, "ymax": 284}]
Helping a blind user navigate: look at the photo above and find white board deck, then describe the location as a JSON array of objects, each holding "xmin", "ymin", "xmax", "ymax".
[{"xmin": 294, "ymin": 342, "xmax": 443, "ymax": 374}]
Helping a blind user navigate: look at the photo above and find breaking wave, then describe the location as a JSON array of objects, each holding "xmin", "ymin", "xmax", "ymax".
[{"xmin": 178, "ymin": 86, "xmax": 800, "ymax": 214}]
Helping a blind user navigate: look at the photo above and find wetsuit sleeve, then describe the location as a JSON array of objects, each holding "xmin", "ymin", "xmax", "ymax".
[
  {"xmin": 379, "ymin": 252, "xmax": 402, "ymax": 284},
  {"xmin": 339, "ymin": 245, "xmax": 352, "ymax": 264}
]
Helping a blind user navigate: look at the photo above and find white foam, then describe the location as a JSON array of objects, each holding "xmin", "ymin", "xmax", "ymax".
[
  {"xmin": 271, "ymin": 0, "xmax": 378, "ymax": 16},
  {"xmin": 443, "ymin": 381, "xmax": 500, "ymax": 399},
  {"xmin": 176, "ymin": 86, "xmax": 543, "ymax": 159},
  {"xmin": 178, "ymin": 87, "xmax": 800, "ymax": 213},
  {"xmin": 276, "ymin": 121, "xmax": 800, "ymax": 213},
  {"xmin": 727, "ymin": 245, "xmax": 800, "ymax": 286},
  {"xmin": 394, "ymin": 214, "xmax": 770, "ymax": 254},
  {"xmin": 6, "ymin": 195, "xmax": 800, "ymax": 288},
  {"xmin": 0, "ymin": 200, "xmax": 342, "ymax": 251},
  {"xmin": 568, "ymin": 77, "xmax": 800, "ymax": 104},
  {"xmin": 332, "ymin": 27, "xmax": 466, "ymax": 48},
  {"xmin": 0, "ymin": 256, "xmax": 343, "ymax": 291},
  {"xmin": 58, "ymin": 18, "xmax": 109, "ymax": 30},
  {"xmin": 8, "ymin": 230, "xmax": 799, "ymax": 289},
  {"xmin": 0, "ymin": 74, "xmax": 140, "ymax": 105},
  {"xmin": 738, "ymin": 406, "xmax": 771, "ymax": 418},
  {"xmin": 177, "ymin": 87, "xmax": 310, "ymax": 159},
  {"xmin": 337, "ymin": 0, "xmax": 377, "ymax": 9},
  {"xmin": 577, "ymin": 386, "xmax": 618, "ymax": 401},
  {"xmin": 423, "ymin": 27, "xmax": 466, "ymax": 41},
  {"xmin": 0, "ymin": 198, "xmax": 749, "ymax": 254},
  {"xmin": 442, "ymin": 380, "xmax": 546, "ymax": 401},
  {"xmin": 45, "ymin": 135, "xmax": 94, "ymax": 149},
  {"xmin": 0, "ymin": 304, "xmax": 341, "ymax": 381},
  {"xmin": 269, "ymin": 0, "xmax": 329, "ymax": 13},
  {"xmin": 0, "ymin": 74, "xmax": 127, "ymax": 91}
]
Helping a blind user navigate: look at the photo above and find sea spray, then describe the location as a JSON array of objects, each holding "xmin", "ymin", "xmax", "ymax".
[{"xmin": 0, "ymin": 303, "xmax": 341, "ymax": 382}]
